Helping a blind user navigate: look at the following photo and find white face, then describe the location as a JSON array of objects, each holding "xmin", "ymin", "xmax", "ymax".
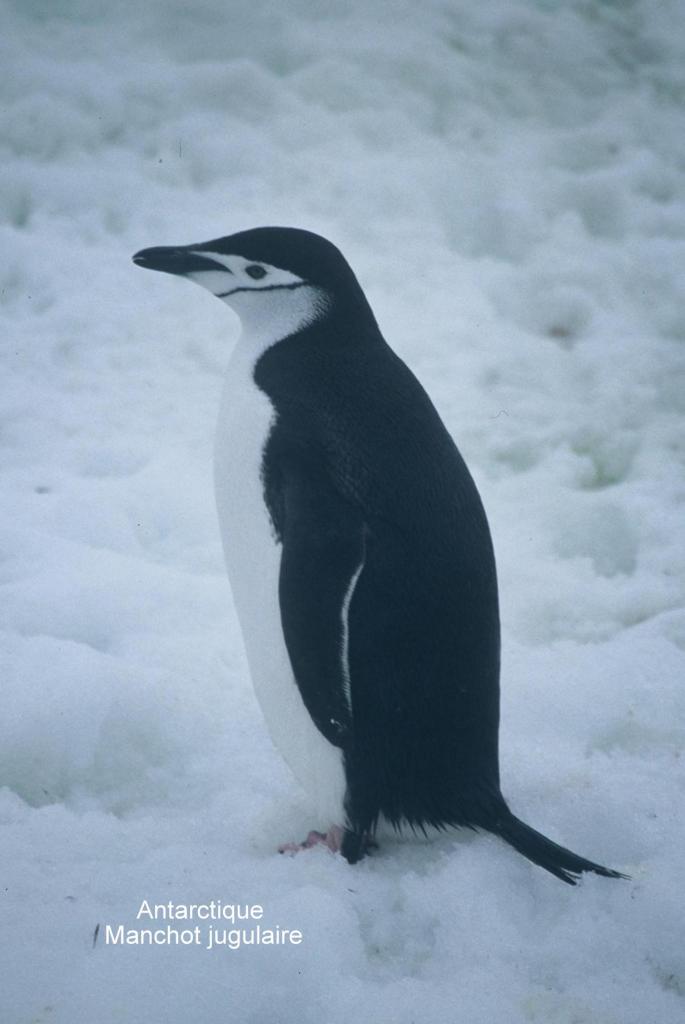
[{"xmin": 187, "ymin": 251, "xmax": 329, "ymax": 343}]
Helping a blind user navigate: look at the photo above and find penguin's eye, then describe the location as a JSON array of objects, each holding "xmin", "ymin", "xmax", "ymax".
[{"xmin": 245, "ymin": 264, "xmax": 267, "ymax": 280}]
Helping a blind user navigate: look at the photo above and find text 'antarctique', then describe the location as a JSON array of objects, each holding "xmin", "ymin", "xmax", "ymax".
[{"xmin": 133, "ymin": 226, "xmax": 627, "ymax": 884}]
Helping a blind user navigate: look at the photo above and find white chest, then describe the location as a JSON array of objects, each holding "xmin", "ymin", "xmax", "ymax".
[{"xmin": 213, "ymin": 332, "xmax": 345, "ymax": 823}]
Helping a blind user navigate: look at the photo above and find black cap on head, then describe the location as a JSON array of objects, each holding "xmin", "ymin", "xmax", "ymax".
[{"xmin": 192, "ymin": 227, "xmax": 357, "ymax": 290}]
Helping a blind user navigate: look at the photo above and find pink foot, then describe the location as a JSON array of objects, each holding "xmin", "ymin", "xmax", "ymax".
[{"xmin": 278, "ymin": 825, "xmax": 344, "ymax": 855}]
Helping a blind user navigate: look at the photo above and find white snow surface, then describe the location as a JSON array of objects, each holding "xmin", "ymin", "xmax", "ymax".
[{"xmin": 1, "ymin": 0, "xmax": 684, "ymax": 1020}]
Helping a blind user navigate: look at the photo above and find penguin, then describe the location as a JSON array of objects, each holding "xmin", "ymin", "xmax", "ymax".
[{"xmin": 133, "ymin": 227, "xmax": 626, "ymax": 884}]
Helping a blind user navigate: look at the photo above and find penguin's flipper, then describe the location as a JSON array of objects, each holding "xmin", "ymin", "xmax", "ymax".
[{"xmin": 278, "ymin": 463, "xmax": 366, "ymax": 749}]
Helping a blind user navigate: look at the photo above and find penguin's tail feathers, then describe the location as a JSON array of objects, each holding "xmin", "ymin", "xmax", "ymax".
[{"xmin": 487, "ymin": 811, "xmax": 629, "ymax": 886}]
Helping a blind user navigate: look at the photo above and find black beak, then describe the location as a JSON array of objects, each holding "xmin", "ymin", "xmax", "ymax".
[{"xmin": 132, "ymin": 246, "xmax": 229, "ymax": 276}]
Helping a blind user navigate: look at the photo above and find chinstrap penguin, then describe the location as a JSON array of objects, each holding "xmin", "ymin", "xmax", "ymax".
[{"xmin": 133, "ymin": 227, "xmax": 627, "ymax": 885}]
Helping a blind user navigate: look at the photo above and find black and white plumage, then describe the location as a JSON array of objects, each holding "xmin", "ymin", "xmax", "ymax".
[{"xmin": 133, "ymin": 227, "xmax": 625, "ymax": 884}]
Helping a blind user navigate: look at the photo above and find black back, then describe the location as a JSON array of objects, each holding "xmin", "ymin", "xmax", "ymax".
[{"xmin": 254, "ymin": 297, "xmax": 502, "ymax": 835}]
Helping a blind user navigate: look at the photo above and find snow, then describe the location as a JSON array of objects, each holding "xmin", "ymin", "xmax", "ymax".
[{"xmin": 1, "ymin": 0, "xmax": 684, "ymax": 1020}]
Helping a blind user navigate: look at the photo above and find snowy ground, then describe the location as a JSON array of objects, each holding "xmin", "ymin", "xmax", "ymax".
[{"xmin": 2, "ymin": 0, "xmax": 685, "ymax": 1020}]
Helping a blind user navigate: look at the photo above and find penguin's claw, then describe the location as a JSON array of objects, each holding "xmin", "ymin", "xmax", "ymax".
[{"xmin": 278, "ymin": 825, "xmax": 344, "ymax": 855}]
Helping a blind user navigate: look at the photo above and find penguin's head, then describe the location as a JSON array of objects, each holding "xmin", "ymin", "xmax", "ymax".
[{"xmin": 133, "ymin": 226, "xmax": 375, "ymax": 338}]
